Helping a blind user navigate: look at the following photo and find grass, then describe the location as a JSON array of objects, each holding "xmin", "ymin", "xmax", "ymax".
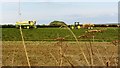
[{"xmin": 2, "ymin": 27, "xmax": 119, "ymax": 41}]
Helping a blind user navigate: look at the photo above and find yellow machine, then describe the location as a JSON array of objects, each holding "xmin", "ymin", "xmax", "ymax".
[{"xmin": 15, "ymin": 20, "xmax": 37, "ymax": 29}]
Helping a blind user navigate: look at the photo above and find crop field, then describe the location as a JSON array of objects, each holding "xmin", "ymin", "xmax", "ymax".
[
  {"xmin": 2, "ymin": 27, "xmax": 119, "ymax": 67},
  {"xmin": 2, "ymin": 27, "xmax": 119, "ymax": 41}
]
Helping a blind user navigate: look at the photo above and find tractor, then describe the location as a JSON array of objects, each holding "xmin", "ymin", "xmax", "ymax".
[
  {"xmin": 71, "ymin": 22, "xmax": 81, "ymax": 29},
  {"xmin": 15, "ymin": 20, "xmax": 37, "ymax": 29}
]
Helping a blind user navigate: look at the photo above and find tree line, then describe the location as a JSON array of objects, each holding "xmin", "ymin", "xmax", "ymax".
[{"xmin": 1, "ymin": 24, "xmax": 119, "ymax": 28}]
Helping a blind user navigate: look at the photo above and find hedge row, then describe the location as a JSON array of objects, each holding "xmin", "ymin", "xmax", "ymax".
[{"xmin": 1, "ymin": 24, "xmax": 119, "ymax": 28}]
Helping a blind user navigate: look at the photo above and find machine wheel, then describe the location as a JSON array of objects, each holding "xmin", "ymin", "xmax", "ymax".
[
  {"xmin": 34, "ymin": 26, "xmax": 37, "ymax": 28},
  {"xmin": 27, "ymin": 26, "xmax": 29, "ymax": 29}
]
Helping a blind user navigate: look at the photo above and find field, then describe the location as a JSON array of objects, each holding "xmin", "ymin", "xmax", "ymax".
[
  {"xmin": 2, "ymin": 27, "xmax": 119, "ymax": 67},
  {"xmin": 2, "ymin": 27, "xmax": 119, "ymax": 41},
  {"xmin": 2, "ymin": 41, "xmax": 118, "ymax": 66}
]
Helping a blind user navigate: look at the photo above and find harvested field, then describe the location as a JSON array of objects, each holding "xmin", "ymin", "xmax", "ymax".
[{"xmin": 2, "ymin": 41, "xmax": 118, "ymax": 66}]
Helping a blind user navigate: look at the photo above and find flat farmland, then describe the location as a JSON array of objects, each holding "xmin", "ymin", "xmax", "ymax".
[
  {"xmin": 2, "ymin": 27, "xmax": 119, "ymax": 67},
  {"xmin": 2, "ymin": 41, "xmax": 118, "ymax": 66},
  {"xmin": 2, "ymin": 27, "xmax": 119, "ymax": 42}
]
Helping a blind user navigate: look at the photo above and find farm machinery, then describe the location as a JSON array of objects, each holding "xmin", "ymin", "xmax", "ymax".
[
  {"xmin": 82, "ymin": 23, "xmax": 94, "ymax": 29},
  {"xmin": 15, "ymin": 20, "xmax": 37, "ymax": 29},
  {"xmin": 71, "ymin": 22, "xmax": 81, "ymax": 29},
  {"xmin": 71, "ymin": 22, "xmax": 94, "ymax": 29}
]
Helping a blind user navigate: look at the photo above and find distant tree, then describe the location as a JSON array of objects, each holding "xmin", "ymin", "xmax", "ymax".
[
  {"xmin": 42, "ymin": 24, "xmax": 46, "ymax": 26},
  {"xmin": 49, "ymin": 20, "xmax": 67, "ymax": 26}
]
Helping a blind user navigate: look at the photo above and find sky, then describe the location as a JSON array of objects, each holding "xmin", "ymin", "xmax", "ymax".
[
  {"xmin": 0, "ymin": 0, "xmax": 119, "ymax": 2},
  {"xmin": 0, "ymin": 0, "xmax": 119, "ymax": 25}
]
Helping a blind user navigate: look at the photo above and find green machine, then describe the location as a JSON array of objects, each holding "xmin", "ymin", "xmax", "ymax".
[
  {"xmin": 15, "ymin": 20, "xmax": 37, "ymax": 29},
  {"xmin": 71, "ymin": 22, "xmax": 81, "ymax": 29}
]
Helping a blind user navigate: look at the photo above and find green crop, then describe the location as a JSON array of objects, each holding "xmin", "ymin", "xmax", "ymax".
[{"xmin": 2, "ymin": 27, "xmax": 119, "ymax": 42}]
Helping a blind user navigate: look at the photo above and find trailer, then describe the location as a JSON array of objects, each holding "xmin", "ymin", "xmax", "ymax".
[{"xmin": 82, "ymin": 23, "xmax": 94, "ymax": 29}]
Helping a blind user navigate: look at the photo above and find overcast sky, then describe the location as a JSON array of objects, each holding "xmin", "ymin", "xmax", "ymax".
[
  {"xmin": 0, "ymin": 0, "xmax": 119, "ymax": 25},
  {"xmin": 0, "ymin": 0, "xmax": 119, "ymax": 2}
]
